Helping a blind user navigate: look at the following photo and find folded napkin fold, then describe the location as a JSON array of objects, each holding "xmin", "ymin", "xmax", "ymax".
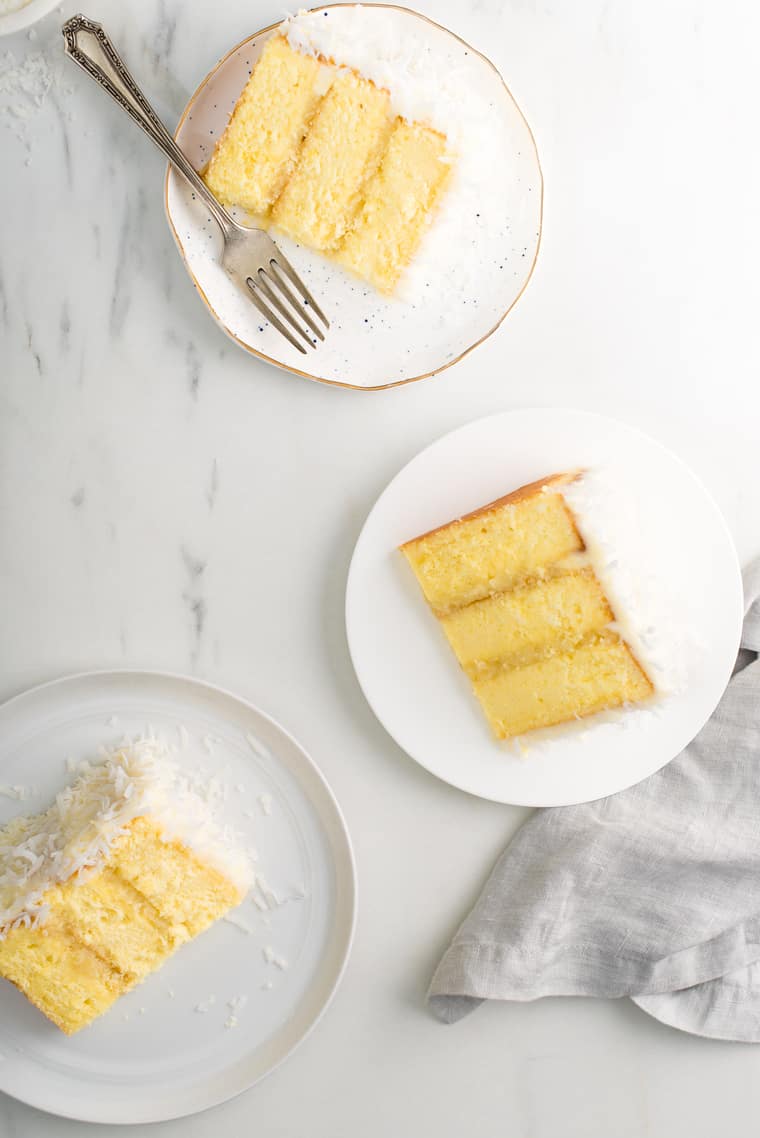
[{"xmin": 429, "ymin": 558, "xmax": 760, "ymax": 1041}]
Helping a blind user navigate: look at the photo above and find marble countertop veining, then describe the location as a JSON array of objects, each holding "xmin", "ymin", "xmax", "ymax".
[{"xmin": 2, "ymin": 0, "xmax": 760, "ymax": 1135}]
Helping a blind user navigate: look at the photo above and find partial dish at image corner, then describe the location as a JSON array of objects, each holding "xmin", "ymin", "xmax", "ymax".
[{"xmin": 166, "ymin": 3, "xmax": 543, "ymax": 389}]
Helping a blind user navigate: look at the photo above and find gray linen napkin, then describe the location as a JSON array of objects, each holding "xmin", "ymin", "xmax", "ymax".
[{"xmin": 429, "ymin": 558, "xmax": 760, "ymax": 1041}]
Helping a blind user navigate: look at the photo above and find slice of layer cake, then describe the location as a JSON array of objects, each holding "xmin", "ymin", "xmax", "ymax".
[
  {"xmin": 400, "ymin": 473, "xmax": 654, "ymax": 740},
  {"xmin": 204, "ymin": 36, "xmax": 324, "ymax": 216},
  {"xmin": 202, "ymin": 32, "xmax": 454, "ymax": 293},
  {"xmin": 0, "ymin": 742, "xmax": 253, "ymax": 1034}
]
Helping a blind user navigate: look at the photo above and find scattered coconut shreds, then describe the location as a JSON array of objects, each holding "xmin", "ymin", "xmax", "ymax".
[
  {"xmin": 227, "ymin": 994, "xmax": 248, "ymax": 1012},
  {"xmin": 246, "ymin": 733, "xmax": 271, "ymax": 762},
  {"xmin": 224, "ymin": 1016, "xmax": 238, "ymax": 1030},
  {"xmin": 263, "ymin": 945, "xmax": 289, "ymax": 971},
  {"xmin": 195, "ymin": 995, "xmax": 216, "ymax": 1014},
  {"xmin": 223, "ymin": 912, "xmax": 256, "ymax": 935},
  {"xmin": 168, "ymin": 989, "xmax": 176, "ymax": 999},
  {"xmin": 0, "ymin": 786, "xmax": 29, "ymax": 801},
  {"xmin": 258, "ymin": 793, "xmax": 273, "ymax": 817}
]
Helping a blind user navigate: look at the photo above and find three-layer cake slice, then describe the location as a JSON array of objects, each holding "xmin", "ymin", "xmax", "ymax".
[{"xmin": 400, "ymin": 473, "xmax": 654, "ymax": 740}]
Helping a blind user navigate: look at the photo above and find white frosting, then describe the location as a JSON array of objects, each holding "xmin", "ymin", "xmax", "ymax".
[
  {"xmin": 0, "ymin": 739, "xmax": 255, "ymax": 938},
  {"xmin": 282, "ymin": 6, "xmax": 514, "ymax": 304},
  {"xmin": 563, "ymin": 468, "xmax": 688, "ymax": 695}
]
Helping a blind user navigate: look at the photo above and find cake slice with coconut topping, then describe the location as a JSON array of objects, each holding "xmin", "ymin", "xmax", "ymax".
[{"xmin": 0, "ymin": 740, "xmax": 254, "ymax": 1034}]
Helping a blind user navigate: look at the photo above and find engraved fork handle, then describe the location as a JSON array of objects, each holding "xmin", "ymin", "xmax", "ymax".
[{"xmin": 62, "ymin": 14, "xmax": 234, "ymax": 238}]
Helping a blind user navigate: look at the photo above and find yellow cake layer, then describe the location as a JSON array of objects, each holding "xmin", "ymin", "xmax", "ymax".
[
  {"xmin": 271, "ymin": 69, "xmax": 392, "ymax": 251},
  {"xmin": 0, "ymin": 915, "xmax": 127, "ymax": 1034},
  {"xmin": 0, "ymin": 817, "xmax": 243, "ymax": 1034},
  {"xmin": 114, "ymin": 817, "xmax": 242, "ymax": 937},
  {"xmin": 336, "ymin": 119, "xmax": 451, "ymax": 293},
  {"xmin": 49, "ymin": 865, "xmax": 188, "ymax": 982},
  {"xmin": 441, "ymin": 568, "xmax": 613, "ymax": 678},
  {"xmin": 204, "ymin": 36, "xmax": 323, "ymax": 216},
  {"xmin": 401, "ymin": 476, "xmax": 584, "ymax": 615},
  {"xmin": 473, "ymin": 632, "xmax": 654, "ymax": 739}
]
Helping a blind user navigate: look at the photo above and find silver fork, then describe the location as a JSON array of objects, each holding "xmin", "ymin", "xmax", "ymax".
[{"xmin": 62, "ymin": 14, "xmax": 328, "ymax": 355}]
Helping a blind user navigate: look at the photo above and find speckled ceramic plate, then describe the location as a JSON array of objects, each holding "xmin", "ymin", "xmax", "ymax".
[
  {"xmin": 346, "ymin": 410, "xmax": 743, "ymax": 806},
  {"xmin": 165, "ymin": 4, "xmax": 542, "ymax": 389},
  {"xmin": 0, "ymin": 672, "xmax": 356, "ymax": 1124}
]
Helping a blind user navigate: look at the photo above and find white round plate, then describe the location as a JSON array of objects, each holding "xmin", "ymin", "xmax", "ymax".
[
  {"xmin": 0, "ymin": 0, "xmax": 58, "ymax": 37},
  {"xmin": 0, "ymin": 671, "xmax": 356, "ymax": 1124},
  {"xmin": 346, "ymin": 409, "xmax": 743, "ymax": 806},
  {"xmin": 165, "ymin": 4, "xmax": 542, "ymax": 390}
]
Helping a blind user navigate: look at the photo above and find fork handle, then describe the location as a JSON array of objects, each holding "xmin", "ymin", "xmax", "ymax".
[{"xmin": 62, "ymin": 14, "xmax": 234, "ymax": 238}]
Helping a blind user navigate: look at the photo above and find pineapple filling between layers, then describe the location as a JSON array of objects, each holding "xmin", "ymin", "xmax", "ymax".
[
  {"xmin": 0, "ymin": 741, "xmax": 254, "ymax": 1034},
  {"xmin": 401, "ymin": 473, "xmax": 655, "ymax": 740},
  {"xmin": 203, "ymin": 35, "xmax": 453, "ymax": 294}
]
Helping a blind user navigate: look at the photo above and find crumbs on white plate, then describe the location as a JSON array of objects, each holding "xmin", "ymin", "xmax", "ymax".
[
  {"xmin": 223, "ymin": 911, "xmax": 257, "ymax": 935},
  {"xmin": 0, "ymin": 786, "xmax": 31, "ymax": 801},
  {"xmin": 262, "ymin": 945, "xmax": 289, "ymax": 971}
]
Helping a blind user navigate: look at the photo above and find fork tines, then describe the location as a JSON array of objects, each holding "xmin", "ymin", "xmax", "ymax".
[{"xmin": 246, "ymin": 255, "xmax": 329, "ymax": 355}]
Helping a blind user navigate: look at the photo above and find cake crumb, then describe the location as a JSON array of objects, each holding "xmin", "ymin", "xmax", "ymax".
[
  {"xmin": 263, "ymin": 945, "xmax": 289, "ymax": 970},
  {"xmin": 258, "ymin": 793, "xmax": 273, "ymax": 816},
  {"xmin": 195, "ymin": 995, "xmax": 216, "ymax": 1013},
  {"xmin": 246, "ymin": 733, "xmax": 271, "ymax": 762},
  {"xmin": 167, "ymin": 989, "xmax": 176, "ymax": 999},
  {"xmin": 224, "ymin": 1015, "xmax": 238, "ymax": 1029},
  {"xmin": 0, "ymin": 785, "xmax": 29, "ymax": 801},
  {"xmin": 223, "ymin": 912, "xmax": 256, "ymax": 935}
]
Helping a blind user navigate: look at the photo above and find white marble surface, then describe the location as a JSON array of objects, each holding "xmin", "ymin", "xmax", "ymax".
[{"xmin": 1, "ymin": 0, "xmax": 760, "ymax": 1133}]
